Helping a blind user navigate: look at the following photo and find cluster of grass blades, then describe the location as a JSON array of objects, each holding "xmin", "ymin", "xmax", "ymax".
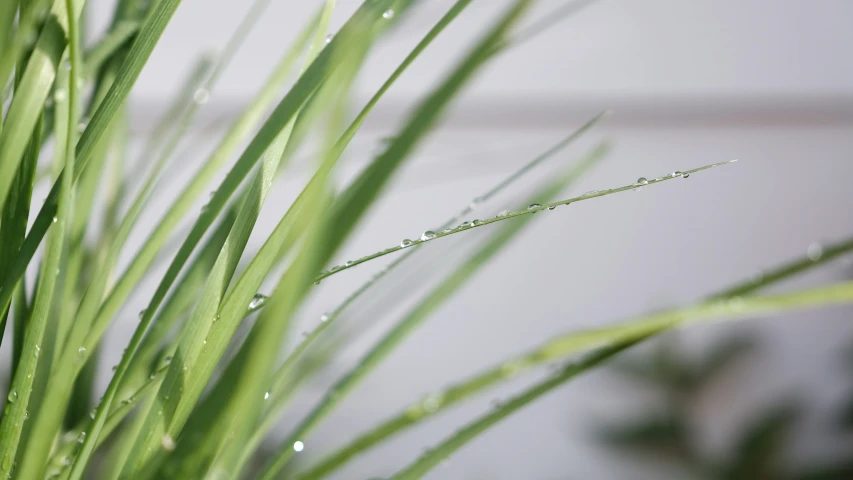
[{"xmin": 0, "ymin": 0, "xmax": 850, "ymax": 478}]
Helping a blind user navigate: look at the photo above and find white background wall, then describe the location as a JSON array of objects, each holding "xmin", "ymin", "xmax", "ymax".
[{"xmin": 81, "ymin": 1, "xmax": 853, "ymax": 478}]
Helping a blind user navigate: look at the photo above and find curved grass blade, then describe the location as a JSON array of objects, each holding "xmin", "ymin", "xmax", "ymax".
[
  {"xmin": 16, "ymin": 12, "xmax": 322, "ymax": 477},
  {"xmin": 68, "ymin": 13, "xmax": 315, "ymax": 480},
  {"xmin": 324, "ymin": 0, "xmax": 476, "ymax": 165},
  {"xmin": 99, "ymin": 4, "xmax": 396, "ymax": 476},
  {"xmin": 259, "ymin": 142, "xmax": 604, "ymax": 479},
  {"xmin": 298, "ymin": 234, "xmax": 853, "ymax": 477},
  {"xmin": 0, "ymin": 0, "xmax": 179, "ymax": 231},
  {"xmin": 0, "ymin": 0, "xmax": 77, "ymax": 215},
  {"xmin": 0, "ymin": 114, "xmax": 41, "ymax": 352},
  {"xmin": 245, "ymin": 112, "xmax": 610, "ymax": 465},
  {"xmin": 390, "ymin": 341, "xmax": 642, "ymax": 480},
  {"xmin": 178, "ymin": 0, "xmax": 515, "ymax": 467},
  {"xmin": 315, "ymin": 160, "xmax": 738, "ymax": 283},
  {"xmin": 319, "ymin": 0, "xmax": 533, "ymax": 265},
  {"xmin": 83, "ymin": 20, "xmax": 140, "ymax": 79},
  {"xmin": 0, "ymin": 0, "xmax": 80, "ymax": 472},
  {"xmin": 205, "ymin": 85, "xmax": 349, "ymax": 480},
  {"xmin": 388, "ymin": 280, "xmax": 853, "ymax": 479}
]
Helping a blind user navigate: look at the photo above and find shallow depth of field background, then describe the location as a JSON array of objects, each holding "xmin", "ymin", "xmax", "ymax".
[{"xmin": 63, "ymin": 0, "xmax": 853, "ymax": 478}]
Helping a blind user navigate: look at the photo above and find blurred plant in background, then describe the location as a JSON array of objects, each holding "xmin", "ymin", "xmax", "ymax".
[
  {"xmin": 598, "ymin": 331, "xmax": 853, "ymax": 480},
  {"xmin": 0, "ymin": 0, "xmax": 852, "ymax": 479}
]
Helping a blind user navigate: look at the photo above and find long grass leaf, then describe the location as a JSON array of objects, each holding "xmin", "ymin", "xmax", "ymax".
[
  {"xmin": 388, "ymin": 280, "xmax": 853, "ymax": 479},
  {"xmin": 249, "ymin": 112, "xmax": 610, "ymax": 467},
  {"xmin": 316, "ymin": 160, "xmax": 737, "ymax": 283},
  {"xmin": 15, "ymin": 10, "xmax": 322, "ymax": 477},
  {"xmin": 0, "ymin": 114, "xmax": 40, "ymax": 352},
  {"xmin": 389, "ymin": 341, "xmax": 641, "ymax": 480},
  {"xmin": 259, "ymin": 138, "xmax": 605, "ymax": 479},
  {"xmin": 0, "ymin": 0, "xmax": 79, "ymax": 472}
]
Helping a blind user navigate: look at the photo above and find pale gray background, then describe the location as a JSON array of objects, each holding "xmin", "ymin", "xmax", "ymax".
[{"xmin": 80, "ymin": 0, "xmax": 853, "ymax": 478}]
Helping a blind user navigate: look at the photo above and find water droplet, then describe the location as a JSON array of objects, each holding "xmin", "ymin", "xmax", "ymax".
[
  {"xmin": 807, "ymin": 242, "xmax": 824, "ymax": 261},
  {"xmin": 23, "ymin": 411, "xmax": 28, "ymax": 420},
  {"xmin": 161, "ymin": 434, "xmax": 176, "ymax": 451},
  {"xmin": 264, "ymin": 391, "xmax": 270, "ymax": 400},
  {"xmin": 423, "ymin": 393, "xmax": 443, "ymax": 413},
  {"xmin": 442, "ymin": 227, "xmax": 453, "ymax": 233},
  {"xmin": 472, "ymin": 219, "xmax": 483, "ymax": 226},
  {"xmin": 138, "ymin": 309, "xmax": 147, "ymax": 319},
  {"xmin": 164, "ymin": 356, "xmax": 172, "ymax": 365},
  {"xmin": 548, "ymin": 206, "xmax": 556, "ymax": 211},
  {"xmin": 89, "ymin": 410, "xmax": 95, "ymax": 419},
  {"xmin": 528, "ymin": 204, "xmax": 541, "ymax": 210},
  {"xmin": 248, "ymin": 293, "xmax": 267, "ymax": 310},
  {"xmin": 459, "ymin": 221, "xmax": 471, "ymax": 229},
  {"xmin": 497, "ymin": 210, "xmax": 509, "ymax": 217},
  {"xmin": 345, "ymin": 260, "xmax": 354, "ymax": 267},
  {"xmin": 77, "ymin": 346, "xmax": 86, "ymax": 354},
  {"xmin": 320, "ymin": 313, "xmax": 330, "ymax": 322},
  {"xmin": 382, "ymin": 9, "xmax": 394, "ymax": 19},
  {"xmin": 77, "ymin": 432, "xmax": 86, "ymax": 443},
  {"xmin": 77, "ymin": 121, "xmax": 88, "ymax": 133},
  {"xmin": 671, "ymin": 171, "xmax": 682, "ymax": 178},
  {"xmin": 682, "ymin": 172, "xmax": 690, "ymax": 178},
  {"xmin": 325, "ymin": 34, "xmax": 333, "ymax": 43},
  {"xmin": 633, "ymin": 177, "xmax": 648, "ymax": 192},
  {"xmin": 52, "ymin": 216, "xmax": 57, "ymax": 223},
  {"xmin": 421, "ymin": 231, "xmax": 436, "ymax": 241},
  {"xmin": 293, "ymin": 440, "xmax": 305, "ymax": 452},
  {"xmin": 54, "ymin": 89, "xmax": 67, "ymax": 102},
  {"xmin": 213, "ymin": 314, "xmax": 221, "ymax": 323},
  {"xmin": 61, "ymin": 59, "xmax": 71, "ymax": 71},
  {"xmin": 193, "ymin": 88, "xmax": 210, "ymax": 104},
  {"xmin": 111, "ymin": 364, "xmax": 118, "ymax": 372},
  {"xmin": 400, "ymin": 239, "xmax": 413, "ymax": 248},
  {"xmin": 582, "ymin": 190, "xmax": 598, "ymax": 197},
  {"xmin": 7, "ymin": 391, "xmax": 16, "ymax": 403}
]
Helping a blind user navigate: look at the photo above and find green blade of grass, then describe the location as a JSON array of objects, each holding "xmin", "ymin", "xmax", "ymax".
[
  {"xmin": 0, "ymin": 113, "xmax": 41, "ymax": 356},
  {"xmin": 258, "ymin": 137, "xmax": 603, "ymax": 479},
  {"xmin": 82, "ymin": 20, "xmax": 140, "ymax": 79},
  {"xmin": 206, "ymin": 101, "xmax": 345, "ymax": 480},
  {"xmin": 14, "ymin": 8, "xmax": 322, "ymax": 474},
  {"xmin": 325, "ymin": 0, "xmax": 476, "ymax": 165},
  {"xmin": 389, "ymin": 341, "xmax": 642, "ymax": 480},
  {"xmin": 315, "ymin": 160, "xmax": 737, "ymax": 283},
  {"xmin": 319, "ymin": 0, "xmax": 532, "ymax": 265},
  {"xmin": 245, "ymin": 112, "xmax": 610, "ymax": 468},
  {"xmin": 94, "ymin": 4, "xmax": 378, "ymax": 476},
  {"xmin": 0, "ymin": 0, "xmax": 184, "ymax": 359},
  {"xmin": 388, "ymin": 279, "xmax": 853, "ymax": 479},
  {"xmin": 299, "ymin": 237, "xmax": 853, "ymax": 478},
  {"xmin": 0, "ymin": 0, "xmax": 177, "ymax": 224},
  {"xmin": 0, "ymin": 0, "xmax": 80, "ymax": 472},
  {"xmin": 68, "ymin": 9, "xmax": 315, "ymax": 480},
  {"xmin": 0, "ymin": 0, "xmax": 76, "ymax": 224},
  {"xmin": 171, "ymin": 1, "xmax": 495, "ymax": 468},
  {"xmin": 0, "ymin": 0, "xmax": 54, "ymax": 112}
]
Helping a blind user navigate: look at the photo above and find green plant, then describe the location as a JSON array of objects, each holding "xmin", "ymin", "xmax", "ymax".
[
  {"xmin": 598, "ymin": 331, "xmax": 853, "ymax": 480},
  {"xmin": 0, "ymin": 0, "xmax": 851, "ymax": 479}
]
